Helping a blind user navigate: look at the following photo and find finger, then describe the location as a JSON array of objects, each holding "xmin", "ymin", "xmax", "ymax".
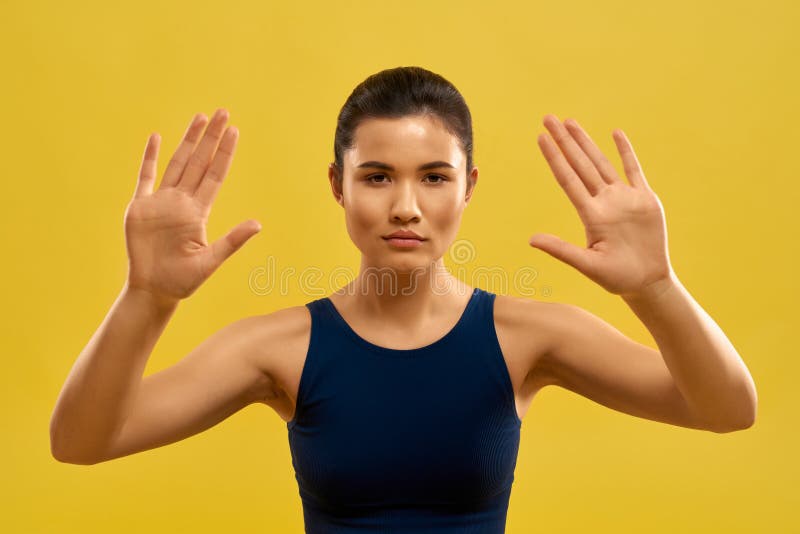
[
  {"xmin": 161, "ymin": 113, "xmax": 209, "ymax": 189},
  {"xmin": 537, "ymin": 132, "xmax": 592, "ymax": 212},
  {"xmin": 209, "ymin": 219, "xmax": 262, "ymax": 271},
  {"xmin": 612, "ymin": 129, "xmax": 650, "ymax": 189},
  {"xmin": 563, "ymin": 118, "xmax": 622, "ymax": 186},
  {"xmin": 529, "ymin": 232, "xmax": 592, "ymax": 275},
  {"xmin": 176, "ymin": 108, "xmax": 229, "ymax": 195},
  {"xmin": 195, "ymin": 125, "xmax": 239, "ymax": 215},
  {"xmin": 543, "ymin": 115, "xmax": 606, "ymax": 195},
  {"xmin": 135, "ymin": 133, "xmax": 160, "ymax": 198}
]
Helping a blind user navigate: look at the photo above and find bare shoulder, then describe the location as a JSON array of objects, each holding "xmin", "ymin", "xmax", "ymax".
[
  {"xmin": 492, "ymin": 294, "xmax": 566, "ymax": 391},
  {"xmin": 240, "ymin": 305, "xmax": 312, "ymax": 421},
  {"xmin": 245, "ymin": 305, "xmax": 312, "ymax": 360}
]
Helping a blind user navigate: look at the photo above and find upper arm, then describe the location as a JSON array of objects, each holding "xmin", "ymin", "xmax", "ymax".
[
  {"xmin": 531, "ymin": 301, "xmax": 713, "ymax": 432},
  {"xmin": 93, "ymin": 311, "xmax": 296, "ymax": 464}
]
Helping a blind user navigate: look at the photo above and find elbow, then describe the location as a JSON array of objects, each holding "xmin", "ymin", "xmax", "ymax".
[
  {"xmin": 49, "ymin": 419, "xmax": 72, "ymax": 463},
  {"xmin": 51, "ymin": 444, "xmax": 102, "ymax": 465},
  {"xmin": 728, "ymin": 378, "xmax": 758, "ymax": 432},
  {"xmin": 711, "ymin": 377, "xmax": 758, "ymax": 433},
  {"xmin": 711, "ymin": 417, "xmax": 755, "ymax": 434},
  {"xmin": 50, "ymin": 424, "xmax": 102, "ymax": 465},
  {"xmin": 731, "ymin": 404, "xmax": 758, "ymax": 432},
  {"xmin": 49, "ymin": 420, "xmax": 72, "ymax": 463},
  {"xmin": 709, "ymin": 402, "xmax": 758, "ymax": 434},
  {"xmin": 50, "ymin": 437, "xmax": 94, "ymax": 465}
]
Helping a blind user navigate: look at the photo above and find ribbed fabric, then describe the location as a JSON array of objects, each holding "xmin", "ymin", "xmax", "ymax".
[{"xmin": 287, "ymin": 287, "xmax": 522, "ymax": 533}]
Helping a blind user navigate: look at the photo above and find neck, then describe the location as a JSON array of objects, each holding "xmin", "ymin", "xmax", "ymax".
[{"xmin": 336, "ymin": 258, "xmax": 471, "ymax": 321}]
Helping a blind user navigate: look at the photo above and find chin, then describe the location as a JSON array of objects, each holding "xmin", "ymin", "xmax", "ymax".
[{"xmin": 368, "ymin": 252, "xmax": 434, "ymax": 273}]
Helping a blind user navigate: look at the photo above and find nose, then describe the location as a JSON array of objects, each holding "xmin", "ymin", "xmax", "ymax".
[{"xmin": 390, "ymin": 181, "xmax": 422, "ymax": 223}]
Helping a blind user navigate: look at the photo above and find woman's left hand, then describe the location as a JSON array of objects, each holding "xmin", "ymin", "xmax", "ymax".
[{"xmin": 529, "ymin": 114, "xmax": 674, "ymax": 299}]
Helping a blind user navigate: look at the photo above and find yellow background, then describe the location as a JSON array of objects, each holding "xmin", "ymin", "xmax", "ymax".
[{"xmin": 3, "ymin": 0, "xmax": 796, "ymax": 531}]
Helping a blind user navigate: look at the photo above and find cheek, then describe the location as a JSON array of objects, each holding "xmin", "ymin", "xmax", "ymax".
[
  {"xmin": 343, "ymin": 200, "xmax": 383, "ymax": 244},
  {"xmin": 428, "ymin": 196, "xmax": 465, "ymax": 233}
]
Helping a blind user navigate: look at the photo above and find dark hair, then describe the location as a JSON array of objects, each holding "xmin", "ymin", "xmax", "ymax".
[{"xmin": 332, "ymin": 66, "xmax": 474, "ymax": 184}]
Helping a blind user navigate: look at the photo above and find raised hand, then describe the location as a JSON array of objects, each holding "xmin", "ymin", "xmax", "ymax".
[
  {"xmin": 124, "ymin": 109, "xmax": 261, "ymax": 305},
  {"xmin": 529, "ymin": 114, "xmax": 673, "ymax": 298}
]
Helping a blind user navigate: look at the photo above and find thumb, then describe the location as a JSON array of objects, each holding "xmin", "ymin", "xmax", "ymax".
[
  {"xmin": 210, "ymin": 219, "xmax": 262, "ymax": 268},
  {"xmin": 529, "ymin": 233, "xmax": 589, "ymax": 273}
]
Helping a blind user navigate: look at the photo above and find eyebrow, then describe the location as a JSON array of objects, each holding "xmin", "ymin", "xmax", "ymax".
[{"xmin": 356, "ymin": 160, "xmax": 456, "ymax": 171}]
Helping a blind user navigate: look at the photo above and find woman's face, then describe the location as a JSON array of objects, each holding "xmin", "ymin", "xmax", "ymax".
[{"xmin": 328, "ymin": 114, "xmax": 479, "ymax": 275}]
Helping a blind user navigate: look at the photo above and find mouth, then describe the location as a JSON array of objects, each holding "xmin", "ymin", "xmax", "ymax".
[
  {"xmin": 382, "ymin": 236, "xmax": 426, "ymax": 248},
  {"xmin": 382, "ymin": 230, "xmax": 425, "ymax": 240}
]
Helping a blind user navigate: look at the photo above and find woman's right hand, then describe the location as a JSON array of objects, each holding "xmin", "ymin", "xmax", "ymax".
[{"xmin": 123, "ymin": 109, "xmax": 261, "ymax": 305}]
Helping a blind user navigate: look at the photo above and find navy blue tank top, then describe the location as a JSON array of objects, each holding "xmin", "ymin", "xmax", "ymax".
[{"xmin": 287, "ymin": 287, "xmax": 522, "ymax": 533}]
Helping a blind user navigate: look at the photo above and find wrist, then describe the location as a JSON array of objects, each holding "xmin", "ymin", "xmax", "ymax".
[
  {"xmin": 121, "ymin": 282, "xmax": 181, "ymax": 313},
  {"xmin": 621, "ymin": 271, "xmax": 680, "ymax": 305}
]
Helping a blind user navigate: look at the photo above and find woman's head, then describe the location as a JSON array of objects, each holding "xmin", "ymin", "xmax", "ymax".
[{"xmin": 328, "ymin": 66, "xmax": 479, "ymax": 279}]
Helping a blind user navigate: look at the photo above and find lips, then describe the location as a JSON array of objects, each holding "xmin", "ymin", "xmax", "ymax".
[{"xmin": 383, "ymin": 230, "xmax": 425, "ymax": 240}]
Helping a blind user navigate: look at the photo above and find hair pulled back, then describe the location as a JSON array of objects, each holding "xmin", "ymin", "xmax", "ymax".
[{"xmin": 332, "ymin": 66, "xmax": 474, "ymax": 183}]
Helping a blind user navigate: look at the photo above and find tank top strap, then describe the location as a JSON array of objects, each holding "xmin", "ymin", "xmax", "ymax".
[
  {"xmin": 286, "ymin": 297, "xmax": 334, "ymax": 430},
  {"xmin": 468, "ymin": 288, "xmax": 521, "ymax": 425}
]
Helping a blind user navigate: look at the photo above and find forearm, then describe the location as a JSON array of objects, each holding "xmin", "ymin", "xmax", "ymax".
[
  {"xmin": 622, "ymin": 273, "xmax": 757, "ymax": 432},
  {"xmin": 50, "ymin": 283, "xmax": 178, "ymax": 462}
]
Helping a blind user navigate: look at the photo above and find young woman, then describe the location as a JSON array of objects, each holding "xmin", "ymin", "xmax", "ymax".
[{"xmin": 50, "ymin": 66, "xmax": 757, "ymax": 533}]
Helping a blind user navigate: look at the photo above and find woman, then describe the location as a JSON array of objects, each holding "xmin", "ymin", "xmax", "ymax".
[{"xmin": 50, "ymin": 66, "xmax": 757, "ymax": 533}]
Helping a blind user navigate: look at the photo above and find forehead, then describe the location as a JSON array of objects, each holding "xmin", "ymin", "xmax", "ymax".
[{"xmin": 345, "ymin": 115, "xmax": 463, "ymax": 170}]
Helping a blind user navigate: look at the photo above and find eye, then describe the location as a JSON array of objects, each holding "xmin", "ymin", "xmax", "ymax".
[
  {"xmin": 365, "ymin": 173, "xmax": 448, "ymax": 184},
  {"xmin": 424, "ymin": 174, "xmax": 447, "ymax": 184},
  {"xmin": 366, "ymin": 174, "xmax": 388, "ymax": 184}
]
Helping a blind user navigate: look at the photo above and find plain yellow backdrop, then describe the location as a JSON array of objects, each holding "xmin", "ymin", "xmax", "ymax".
[{"xmin": 2, "ymin": 0, "xmax": 796, "ymax": 531}]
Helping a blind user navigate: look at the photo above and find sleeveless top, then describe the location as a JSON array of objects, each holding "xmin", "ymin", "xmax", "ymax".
[{"xmin": 286, "ymin": 287, "xmax": 523, "ymax": 533}]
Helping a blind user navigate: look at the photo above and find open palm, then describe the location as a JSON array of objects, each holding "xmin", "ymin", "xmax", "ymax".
[
  {"xmin": 124, "ymin": 109, "xmax": 261, "ymax": 304},
  {"xmin": 529, "ymin": 115, "xmax": 673, "ymax": 298}
]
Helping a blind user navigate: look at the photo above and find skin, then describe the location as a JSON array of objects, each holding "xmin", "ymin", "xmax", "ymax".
[
  {"xmin": 50, "ymin": 107, "xmax": 757, "ymax": 466},
  {"xmin": 324, "ymin": 114, "xmax": 481, "ymax": 349}
]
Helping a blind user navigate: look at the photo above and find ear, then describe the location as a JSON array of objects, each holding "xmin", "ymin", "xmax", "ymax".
[
  {"xmin": 464, "ymin": 166, "xmax": 479, "ymax": 205},
  {"xmin": 328, "ymin": 163, "xmax": 344, "ymax": 207}
]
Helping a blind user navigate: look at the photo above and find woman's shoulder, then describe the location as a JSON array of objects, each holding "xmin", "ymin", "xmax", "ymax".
[
  {"xmin": 492, "ymin": 292, "xmax": 553, "ymax": 342},
  {"xmin": 492, "ymin": 292, "xmax": 558, "ymax": 331},
  {"xmin": 491, "ymin": 293, "xmax": 571, "ymax": 385},
  {"xmin": 230, "ymin": 304, "xmax": 313, "ymax": 397},
  {"xmin": 217, "ymin": 303, "xmax": 312, "ymax": 347},
  {"xmin": 249, "ymin": 303, "xmax": 313, "ymax": 337}
]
